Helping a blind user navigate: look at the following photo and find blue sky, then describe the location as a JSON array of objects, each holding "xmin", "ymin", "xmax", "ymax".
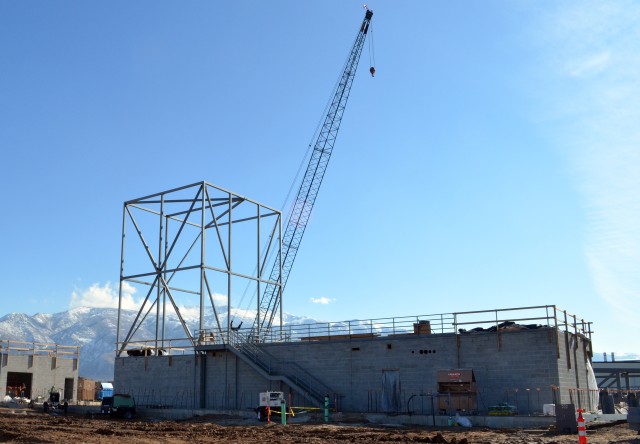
[{"xmin": 1, "ymin": 1, "xmax": 638, "ymax": 356}]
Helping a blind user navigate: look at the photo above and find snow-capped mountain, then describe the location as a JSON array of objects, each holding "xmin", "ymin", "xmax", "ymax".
[{"xmin": 0, "ymin": 307, "xmax": 319, "ymax": 381}]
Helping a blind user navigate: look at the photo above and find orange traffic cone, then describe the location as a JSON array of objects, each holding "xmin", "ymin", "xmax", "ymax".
[{"xmin": 577, "ymin": 408, "xmax": 588, "ymax": 444}]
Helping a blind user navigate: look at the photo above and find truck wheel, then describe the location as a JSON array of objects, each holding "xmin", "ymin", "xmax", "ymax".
[{"xmin": 124, "ymin": 410, "xmax": 133, "ymax": 420}]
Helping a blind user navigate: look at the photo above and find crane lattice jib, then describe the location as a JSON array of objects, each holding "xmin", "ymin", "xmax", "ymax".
[{"xmin": 254, "ymin": 10, "xmax": 373, "ymax": 340}]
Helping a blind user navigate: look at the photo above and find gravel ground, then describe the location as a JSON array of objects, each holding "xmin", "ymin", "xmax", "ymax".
[{"xmin": 0, "ymin": 408, "xmax": 638, "ymax": 443}]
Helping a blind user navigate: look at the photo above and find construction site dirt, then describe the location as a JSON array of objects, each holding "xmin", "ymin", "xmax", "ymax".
[{"xmin": 0, "ymin": 410, "xmax": 638, "ymax": 444}]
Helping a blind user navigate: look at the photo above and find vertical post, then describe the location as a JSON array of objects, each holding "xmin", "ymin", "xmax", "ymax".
[
  {"xmin": 453, "ymin": 313, "xmax": 457, "ymax": 336},
  {"xmin": 278, "ymin": 212, "xmax": 283, "ymax": 341},
  {"xmin": 324, "ymin": 395, "xmax": 329, "ymax": 422},
  {"xmin": 116, "ymin": 203, "xmax": 127, "ymax": 356},
  {"xmin": 200, "ymin": 183, "xmax": 206, "ymax": 335},
  {"xmin": 430, "ymin": 392, "xmax": 435, "ymax": 426},
  {"xmin": 553, "ymin": 306, "xmax": 560, "ymax": 359},
  {"xmin": 495, "ymin": 309, "xmax": 501, "ymax": 351},
  {"xmin": 162, "ymin": 218, "xmax": 168, "ymax": 347},
  {"xmin": 572, "ymin": 313, "xmax": 581, "ymax": 407},
  {"xmin": 227, "ymin": 192, "xmax": 232, "ymax": 339},
  {"xmin": 564, "ymin": 310, "xmax": 571, "ymax": 370},
  {"xmin": 281, "ymin": 399, "xmax": 287, "ymax": 425},
  {"xmin": 156, "ymin": 193, "xmax": 164, "ymax": 353},
  {"xmin": 257, "ymin": 204, "xmax": 261, "ymax": 343}
]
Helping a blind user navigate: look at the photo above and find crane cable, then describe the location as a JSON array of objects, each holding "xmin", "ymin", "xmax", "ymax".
[{"xmin": 368, "ymin": 17, "xmax": 376, "ymax": 76}]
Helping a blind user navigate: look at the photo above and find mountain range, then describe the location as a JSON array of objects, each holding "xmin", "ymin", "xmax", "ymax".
[{"xmin": 0, "ymin": 306, "xmax": 316, "ymax": 381}]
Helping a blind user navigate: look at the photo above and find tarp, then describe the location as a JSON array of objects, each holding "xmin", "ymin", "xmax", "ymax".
[
  {"xmin": 586, "ymin": 361, "xmax": 599, "ymax": 411},
  {"xmin": 100, "ymin": 382, "xmax": 113, "ymax": 390}
]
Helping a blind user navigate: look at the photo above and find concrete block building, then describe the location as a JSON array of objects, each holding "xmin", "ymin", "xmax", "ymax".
[
  {"xmin": 114, "ymin": 306, "xmax": 596, "ymax": 415},
  {"xmin": 0, "ymin": 340, "xmax": 79, "ymax": 402}
]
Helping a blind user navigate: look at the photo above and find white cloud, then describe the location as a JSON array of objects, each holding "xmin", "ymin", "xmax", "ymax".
[
  {"xmin": 70, "ymin": 283, "xmax": 233, "ymax": 322},
  {"xmin": 70, "ymin": 282, "xmax": 139, "ymax": 310},
  {"xmin": 310, "ymin": 297, "xmax": 335, "ymax": 305},
  {"xmin": 210, "ymin": 293, "xmax": 228, "ymax": 305}
]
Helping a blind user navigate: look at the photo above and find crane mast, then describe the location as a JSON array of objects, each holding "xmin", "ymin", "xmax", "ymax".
[{"xmin": 253, "ymin": 9, "xmax": 374, "ymax": 340}]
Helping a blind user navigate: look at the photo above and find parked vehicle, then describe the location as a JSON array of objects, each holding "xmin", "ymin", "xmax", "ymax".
[{"xmin": 100, "ymin": 394, "xmax": 136, "ymax": 419}]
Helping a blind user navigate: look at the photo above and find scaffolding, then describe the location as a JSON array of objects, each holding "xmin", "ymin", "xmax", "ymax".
[{"xmin": 116, "ymin": 181, "xmax": 282, "ymax": 357}]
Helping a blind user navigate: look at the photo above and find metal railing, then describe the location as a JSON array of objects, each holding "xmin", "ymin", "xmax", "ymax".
[
  {"xmin": 116, "ymin": 305, "xmax": 592, "ymax": 353},
  {"xmin": 254, "ymin": 313, "xmax": 454, "ymax": 343},
  {"xmin": 227, "ymin": 329, "xmax": 331, "ymax": 404}
]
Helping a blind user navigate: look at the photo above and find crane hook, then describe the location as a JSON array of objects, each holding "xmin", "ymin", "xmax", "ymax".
[{"xmin": 369, "ymin": 66, "xmax": 375, "ymax": 77}]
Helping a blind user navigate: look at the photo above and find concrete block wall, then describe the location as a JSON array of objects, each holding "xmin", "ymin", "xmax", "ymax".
[
  {"xmin": 113, "ymin": 327, "xmax": 593, "ymax": 414},
  {"xmin": 556, "ymin": 331, "xmax": 595, "ymax": 409},
  {"xmin": 114, "ymin": 354, "xmax": 197, "ymax": 408},
  {"xmin": 262, "ymin": 332, "xmax": 459, "ymax": 412},
  {"xmin": 201, "ymin": 350, "xmax": 274, "ymax": 410},
  {"xmin": 457, "ymin": 328, "xmax": 560, "ymax": 412},
  {"xmin": 0, "ymin": 353, "xmax": 78, "ymax": 401}
]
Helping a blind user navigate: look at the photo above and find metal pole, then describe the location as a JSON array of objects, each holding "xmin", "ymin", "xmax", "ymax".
[
  {"xmin": 227, "ymin": 192, "xmax": 232, "ymax": 340},
  {"xmin": 257, "ymin": 204, "xmax": 261, "ymax": 343},
  {"xmin": 278, "ymin": 212, "xmax": 283, "ymax": 341},
  {"xmin": 162, "ymin": 218, "xmax": 168, "ymax": 347},
  {"xmin": 430, "ymin": 392, "xmax": 435, "ymax": 426},
  {"xmin": 156, "ymin": 193, "xmax": 164, "ymax": 352},
  {"xmin": 324, "ymin": 395, "xmax": 329, "ymax": 422},
  {"xmin": 200, "ymin": 183, "xmax": 206, "ymax": 335},
  {"xmin": 116, "ymin": 203, "xmax": 127, "ymax": 356},
  {"xmin": 553, "ymin": 306, "xmax": 560, "ymax": 359},
  {"xmin": 281, "ymin": 399, "xmax": 287, "ymax": 425}
]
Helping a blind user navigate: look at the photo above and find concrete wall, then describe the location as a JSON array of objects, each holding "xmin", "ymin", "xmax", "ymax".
[
  {"xmin": 114, "ymin": 354, "xmax": 197, "ymax": 408},
  {"xmin": 114, "ymin": 327, "xmax": 593, "ymax": 414},
  {"xmin": 0, "ymin": 353, "xmax": 78, "ymax": 401}
]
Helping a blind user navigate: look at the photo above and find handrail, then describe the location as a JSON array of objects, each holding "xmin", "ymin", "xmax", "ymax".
[{"xmin": 116, "ymin": 305, "xmax": 592, "ymax": 353}]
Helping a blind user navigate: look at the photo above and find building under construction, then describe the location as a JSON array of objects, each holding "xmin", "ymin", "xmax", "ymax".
[
  {"xmin": 114, "ymin": 302, "xmax": 595, "ymax": 415},
  {"xmin": 113, "ymin": 9, "xmax": 599, "ymax": 417},
  {"xmin": 113, "ymin": 179, "xmax": 596, "ymax": 415},
  {"xmin": 0, "ymin": 340, "xmax": 79, "ymax": 402}
]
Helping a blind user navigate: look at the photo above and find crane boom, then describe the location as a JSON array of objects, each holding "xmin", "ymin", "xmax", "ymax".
[{"xmin": 253, "ymin": 9, "xmax": 373, "ymax": 340}]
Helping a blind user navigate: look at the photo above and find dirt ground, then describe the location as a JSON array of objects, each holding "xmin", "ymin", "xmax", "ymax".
[{"xmin": 0, "ymin": 409, "xmax": 638, "ymax": 443}]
